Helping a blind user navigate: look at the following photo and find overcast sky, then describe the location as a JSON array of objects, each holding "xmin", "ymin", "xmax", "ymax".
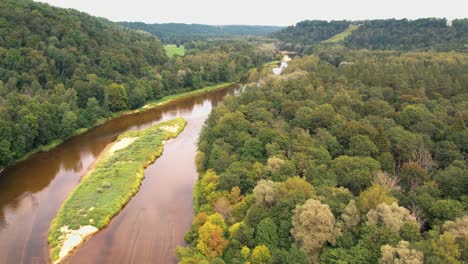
[{"xmin": 35, "ymin": 0, "xmax": 467, "ymax": 26}]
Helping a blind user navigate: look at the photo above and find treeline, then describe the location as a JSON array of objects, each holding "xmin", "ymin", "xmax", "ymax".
[
  {"xmin": 119, "ymin": 22, "xmax": 283, "ymax": 44},
  {"xmin": 347, "ymin": 18, "xmax": 468, "ymax": 51},
  {"xmin": 177, "ymin": 50, "xmax": 467, "ymax": 263},
  {"xmin": 0, "ymin": 0, "xmax": 276, "ymax": 168},
  {"xmin": 271, "ymin": 20, "xmax": 350, "ymax": 44},
  {"xmin": 272, "ymin": 18, "xmax": 468, "ymax": 52}
]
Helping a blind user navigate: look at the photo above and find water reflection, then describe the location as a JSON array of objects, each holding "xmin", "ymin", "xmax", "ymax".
[{"xmin": 0, "ymin": 84, "xmax": 240, "ymax": 263}]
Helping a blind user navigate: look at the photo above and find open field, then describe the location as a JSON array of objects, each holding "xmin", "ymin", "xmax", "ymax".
[
  {"xmin": 164, "ymin": 44, "xmax": 186, "ymax": 57},
  {"xmin": 323, "ymin": 24, "xmax": 360, "ymax": 43}
]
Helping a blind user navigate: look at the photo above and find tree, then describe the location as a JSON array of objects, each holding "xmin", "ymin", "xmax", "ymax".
[
  {"xmin": 428, "ymin": 233, "xmax": 462, "ymax": 264},
  {"xmin": 380, "ymin": 240, "xmax": 424, "ymax": 264},
  {"xmin": 81, "ymin": 97, "xmax": 102, "ymax": 127},
  {"xmin": 255, "ymin": 218, "xmax": 278, "ymax": 249},
  {"xmin": 253, "ymin": 180, "xmax": 277, "ymax": 207},
  {"xmin": 358, "ymin": 184, "xmax": 396, "ymax": 213},
  {"xmin": 285, "ymin": 245, "xmax": 309, "ymax": 264},
  {"xmin": 428, "ymin": 199, "xmax": 465, "ymax": 225},
  {"xmin": 346, "ymin": 135, "xmax": 379, "ymax": 157},
  {"xmin": 61, "ymin": 111, "xmax": 78, "ymax": 137},
  {"xmin": 251, "ymin": 245, "xmax": 272, "ymax": 264},
  {"xmin": 341, "ymin": 200, "xmax": 361, "ymax": 232},
  {"xmin": 435, "ymin": 162, "xmax": 468, "ymax": 199},
  {"xmin": 291, "ymin": 199, "xmax": 341, "ymax": 261},
  {"xmin": 443, "ymin": 215, "xmax": 468, "ymax": 238},
  {"xmin": 196, "ymin": 214, "xmax": 228, "ymax": 258},
  {"xmin": 433, "ymin": 141, "xmax": 463, "ymax": 168},
  {"xmin": 387, "ymin": 126, "xmax": 423, "ymax": 162},
  {"xmin": 105, "ymin": 83, "xmax": 128, "ymax": 111},
  {"xmin": 294, "ymin": 104, "xmax": 336, "ymax": 132},
  {"xmin": 332, "ymin": 155, "xmax": 381, "ymax": 194},
  {"xmin": 399, "ymin": 162, "xmax": 429, "ymax": 191},
  {"xmin": 367, "ymin": 202, "xmax": 418, "ymax": 233}
]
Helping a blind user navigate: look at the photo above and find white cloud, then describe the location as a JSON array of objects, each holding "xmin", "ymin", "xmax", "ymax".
[{"xmin": 35, "ymin": 0, "xmax": 468, "ymax": 26}]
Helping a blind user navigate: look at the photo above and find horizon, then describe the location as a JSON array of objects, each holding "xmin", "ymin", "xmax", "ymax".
[{"xmin": 34, "ymin": 0, "xmax": 467, "ymax": 26}]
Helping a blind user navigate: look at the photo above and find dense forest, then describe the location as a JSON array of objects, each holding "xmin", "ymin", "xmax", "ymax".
[
  {"xmin": 0, "ymin": 0, "xmax": 276, "ymax": 168},
  {"xmin": 272, "ymin": 18, "xmax": 468, "ymax": 52},
  {"xmin": 1, "ymin": 1, "xmax": 467, "ymax": 263},
  {"xmin": 177, "ymin": 49, "xmax": 468, "ymax": 263},
  {"xmin": 119, "ymin": 22, "xmax": 283, "ymax": 44},
  {"xmin": 271, "ymin": 20, "xmax": 351, "ymax": 44},
  {"xmin": 347, "ymin": 18, "xmax": 468, "ymax": 51}
]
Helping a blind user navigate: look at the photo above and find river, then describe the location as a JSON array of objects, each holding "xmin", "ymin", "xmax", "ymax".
[
  {"xmin": 0, "ymin": 84, "xmax": 242, "ymax": 263},
  {"xmin": 272, "ymin": 54, "xmax": 292, "ymax": 75}
]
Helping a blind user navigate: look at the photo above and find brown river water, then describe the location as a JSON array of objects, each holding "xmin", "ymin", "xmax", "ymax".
[{"xmin": 0, "ymin": 84, "xmax": 242, "ymax": 264}]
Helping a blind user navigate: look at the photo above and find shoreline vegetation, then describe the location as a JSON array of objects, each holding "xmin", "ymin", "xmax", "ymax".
[
  {"xmin": 1, "ymin": 82, "xmax": 235, "ymax": 172},
  {"xmin": 48, "ymin": 118, "xmax": 187, "ymax": 263}
]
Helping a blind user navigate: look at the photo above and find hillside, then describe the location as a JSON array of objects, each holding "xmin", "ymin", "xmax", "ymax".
[
  {"xmin": 0, "ymin": 0, "xmax": 168, "ymax": 167},
  {"xmin": 0, "ymin": 0, "xmax": 276, "ymax": 168},
  {"xmin": 272, "ymin": 18, "xmax": 468, "ymax": 51},
  {"xmin": 272, "ymin": 20, "xmax": 350, "ymax": 43},
  {"xmin": 346, "ymin": 18, "xmax": 468, "ymax": 51},
  {"xmin": 178, "ymin": 49, "xmax": 468, "ymax": 264},
  {"xmin": 118, "ymin": 22, "xmax": 284, "ymax": 43}
]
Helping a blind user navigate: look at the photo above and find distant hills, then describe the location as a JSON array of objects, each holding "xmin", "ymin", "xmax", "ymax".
[
  {"xmin": 118, "ymin": 22, "xmax": 284, "ymax": 43},
  {"xmin": 271, "ymin": 18, "xmax": 468, "ymax": 51}
]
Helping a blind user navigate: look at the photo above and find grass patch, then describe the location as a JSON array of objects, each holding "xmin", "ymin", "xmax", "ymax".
[
  {"xmin": 164, "ymin": 45, "xmax": 185, "ymax": 58},
  {"xmin": 323, "ymin": 24, "xmax": 360, "ymax": 43},
  {"xmin": 48, "ymin": 118, "xmax": 186, "ymax": 262}
]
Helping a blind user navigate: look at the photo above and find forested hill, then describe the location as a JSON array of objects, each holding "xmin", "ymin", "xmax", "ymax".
[
  {"xmin": 178, "ymin": 49, "xmax": 468, "ymax": 264},
  {"xmin": 0, "ymin": 0, "xmax": 276, "ymax": 168},
  {"xmin": 118, "ymin": 22, "xmax": 284, "ymax": 43},
  {"xmin": 0, "ymin": 0, "xmax": 168, "ymax": 81},
  {"xmin": 271, "ymin": 20, "xmax": 351, "ymax": 43},
  {"xmin": 272, "ymin": 18, "xmax": 468, "ymax": 51}
]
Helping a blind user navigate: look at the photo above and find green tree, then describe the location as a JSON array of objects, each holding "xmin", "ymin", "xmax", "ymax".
[
  {"xmin": 346, "ymin": 135, "xmax": 379, "ymax": 157},
  {"xmin": 332, "ymin": 155, "xmax": 381, "ymax": 194},
  {"xmin": 61, "ymin": 111, "xmax": 78, "ymax": 137},
  {"xmin": 105, "ymin": 83, "xmax": 128, "ymax": 111},
  {"xmin": 358, "ymin": 184, "xmax": 396, "ymax": 214},
  {"xmin": 255, "ymin": 218, "xmax": 278, "ymax": 249}
]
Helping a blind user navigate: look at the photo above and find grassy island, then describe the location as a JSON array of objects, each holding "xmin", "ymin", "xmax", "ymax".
[{"xmin": 48, "ymin": 118, "xmax": 186, "ymax": 263}]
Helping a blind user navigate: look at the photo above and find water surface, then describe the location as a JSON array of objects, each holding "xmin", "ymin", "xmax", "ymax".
[{"xmin": 0, "ymin": 84, "xmax": 241, "ymax": 263}]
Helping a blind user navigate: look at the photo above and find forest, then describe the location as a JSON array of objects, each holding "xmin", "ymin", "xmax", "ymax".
[
  {"xmin": 0, "ymin": 0, "xmax": 276, "ymax": 168},
  {"xmin": 177, "ymin": 49, "xmax": 468, "ymax": 263},
  {"xmin": 272, "ymin": 18, "xmax": 468, "ymax": 52},
  {"xmin": 119, "ymin": 22, "xmax": 283, "ymax": 44},
  {"xmin": 1, "ymin": 1, "xmax": 467, "ymax": 263}
]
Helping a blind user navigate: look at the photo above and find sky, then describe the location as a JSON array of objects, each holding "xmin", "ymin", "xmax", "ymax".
[{"xmin": 35, "ymin": 0, "xmax": 467, "ymax": 26}]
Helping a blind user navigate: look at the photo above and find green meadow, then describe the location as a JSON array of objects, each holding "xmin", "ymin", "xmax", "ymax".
[
  {"xmin": 164, "ymin": 44, "xmax": 186, "ymax": 57},
  {"xmin": 323, "ymin": 24, "xmax": 360, "ymax": 43}
]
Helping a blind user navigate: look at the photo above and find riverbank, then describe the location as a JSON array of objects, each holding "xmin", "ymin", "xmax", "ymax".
[
  {"xmin": 6, "ymin": 82, "xmax": 234, "ymax": 172},
  {"xmin": 48, "ymin": 118, "xmax": 186, "ymax": 263}
]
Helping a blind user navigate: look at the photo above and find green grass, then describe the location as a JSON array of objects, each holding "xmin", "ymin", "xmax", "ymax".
[
  {"xmin": 164, "ymin": 45, "xmax": 186, "ymax": 58},
  {"xmin": 323, "ymin": 24, "xmax": 360, "ymax": 43},
  {"xmin": 48, "ymin": 118, "xmax": 186, "ymax": 261}
]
